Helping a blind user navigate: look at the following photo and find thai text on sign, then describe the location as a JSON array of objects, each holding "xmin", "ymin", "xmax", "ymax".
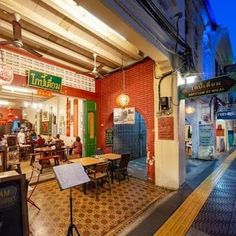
[
  {"xmin": 158, "ymin": 117, "xmax": 174, "ymax": 140},
  {"xmin": 28, "ymin": 70, "xmax": 62, "ymax": 93}
]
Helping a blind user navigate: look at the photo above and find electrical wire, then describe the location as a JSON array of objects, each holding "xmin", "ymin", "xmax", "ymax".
[{"xmin": 114, "ymin": 0, "xmax": 185, "ymax": 58}]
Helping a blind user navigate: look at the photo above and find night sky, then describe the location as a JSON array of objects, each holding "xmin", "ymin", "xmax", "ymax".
[{"xmin": 210, "ymin": 0, "xmax": 236, "ymax": 60}]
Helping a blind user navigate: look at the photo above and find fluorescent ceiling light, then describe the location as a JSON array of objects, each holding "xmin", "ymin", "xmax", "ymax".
[
  {"xmin": 0, "ymin": 100, "xmax": 9, "ymax": 105},
  {"xmin": 54, "ymin": 0, "xmax": 126, "ymax": 40},
  {"xmin": 2, "ymin": 85, "xmax": 34, "ymax": 94}
]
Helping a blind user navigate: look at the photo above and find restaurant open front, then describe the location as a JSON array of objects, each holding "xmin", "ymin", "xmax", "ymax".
[{"xmin": 0, "ymin": 50, "xmax": 98, "ymax": 175}]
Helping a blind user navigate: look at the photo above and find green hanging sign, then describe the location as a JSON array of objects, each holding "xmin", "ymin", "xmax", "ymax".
[
  {"xmin": 178, "ymin": 73, "xmax": 236, "ymax": 100},
  {"xmin": 28, "ymin": 70, "xmax": 62, "ymax": 93}
]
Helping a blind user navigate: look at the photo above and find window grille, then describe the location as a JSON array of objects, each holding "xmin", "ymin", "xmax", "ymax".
[{"xmin": 1, "ymin": 49, "xmax": 95, "ymax": 92}]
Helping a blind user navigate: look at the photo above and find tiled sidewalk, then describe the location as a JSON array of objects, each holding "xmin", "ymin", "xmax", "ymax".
[{"xmin": 188, "ymin": 158, "xmax": 236, "ymax": 236}]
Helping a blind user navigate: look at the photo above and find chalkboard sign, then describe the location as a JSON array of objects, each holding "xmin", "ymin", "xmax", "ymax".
[
  {"xmin": 0, "ymin": 171, "xmax": 29, "ymax": 236},
  {"xmin": 105, "ymin": 129, "xmax": 113, "ymax": 147}
]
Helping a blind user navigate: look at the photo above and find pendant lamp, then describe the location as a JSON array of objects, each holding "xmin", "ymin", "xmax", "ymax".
[{"xmin": 116, "ymin": 57, "xmax": 130, "ymax": 108}]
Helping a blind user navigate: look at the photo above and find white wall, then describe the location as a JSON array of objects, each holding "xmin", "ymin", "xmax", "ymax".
[
  {"xmin": 155, "ymin": 74, "xmax": 185, "ymax": 189},
  {"xmin": 23, "ymin": 95, "xmax": 84, "ymax": 147}
]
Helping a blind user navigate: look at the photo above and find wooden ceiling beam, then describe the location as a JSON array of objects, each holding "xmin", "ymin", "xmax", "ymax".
[
  {"xmin": 0, "ymin": 0, "xmax": 123, "ymax": 66},
  {"xmin": 0, "ymin": 19, "xmax": 113, "ymax": 73}
]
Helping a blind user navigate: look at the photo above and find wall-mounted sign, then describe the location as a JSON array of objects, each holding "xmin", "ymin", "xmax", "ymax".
[
  {"xmin": 37, "ymin": 89, "xmax": 52, "ymax": 97},
  {"xmin": 158, "ymin": 117, "xmax": 174, "ymax": 140},
  {"xmin": 28, "ymin": 70, "xmax": 62, "ymax": 93},
  {"xmin": 114, "ymin": 107, "xmax": 135, "ymax": 125},
  {"xmin": 105, "ymin": 129, "xmax": 113, "ymax": 147},
  {"xmin": 179, "ymin": 73, "xmax": 236, "ymax": 100},
  {"xmin": 217, "ymin": 111, "xmax": 236, "ymax": 120}
]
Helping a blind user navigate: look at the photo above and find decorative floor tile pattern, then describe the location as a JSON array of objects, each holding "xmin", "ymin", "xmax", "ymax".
[
  {"xmin": 29, "ymin": 178, "xmax": 171, "ymax": 236},
  {"xmin": 128, "ymin": 157, "xmax": 147, "ymax": 180}
]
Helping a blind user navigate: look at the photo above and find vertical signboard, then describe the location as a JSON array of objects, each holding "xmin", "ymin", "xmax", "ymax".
[
  {"xmin": 73, "ymin": 99, "xmax": 78, "ymax": 137},
  {"xmin": 66, "ymin": 98, "xmax": 70, "ymax": 136},
  {"xmin": 158, "ymin": 117, "xmax": 174, "ymax": 140},
  {"xmin": 198, "ymin": 124, "xmax": 215, "ymax": 159}
]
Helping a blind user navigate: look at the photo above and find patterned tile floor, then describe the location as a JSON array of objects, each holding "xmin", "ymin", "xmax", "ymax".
[
  {"xmin": 128, "ymin": 157, "xmax": 146, "ymax": 180},
  {"xmin": 28, "ymin": 178, "xmax": 171, "ymax": 236}
]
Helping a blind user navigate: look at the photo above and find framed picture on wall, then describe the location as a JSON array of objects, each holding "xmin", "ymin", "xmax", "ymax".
[
  {"xmin": 42, "ymin": 111, "xmax": 49, "ymax": 122},
  {"xmin": 41, "ymin": 121, "xmax": 49, "ymax": 134},
  {"xmin": 114, "ymin": 107, "xmax": 135, "ymax": 125}
]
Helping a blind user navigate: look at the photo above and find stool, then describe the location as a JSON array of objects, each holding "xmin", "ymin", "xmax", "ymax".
[{"xmin": 8, "ymin": 162, "xmax": 22, "ymax": 174}]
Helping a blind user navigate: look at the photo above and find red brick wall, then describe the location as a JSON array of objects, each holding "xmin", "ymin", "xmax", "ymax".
[{"xmin": 96, "ymin": 58, "xmax": 155, "ymax": 181}]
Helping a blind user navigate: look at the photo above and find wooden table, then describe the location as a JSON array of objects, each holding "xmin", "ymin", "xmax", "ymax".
[
  {"xmin": 70, "ymin": 157, "xmax": 105, "ymax": 194},
  {"xmin": 70, "ymin": 157, "xmax": 105, "ymax": 167},
  {"xmin": 34, "ymin": 146, "xmax": 56, "ymax": 156},
  {"xmin": 98, "ymin": 153, "xmax": 121, "ymax": 161},
  {"xmin": 98, "ymin": 153, "xmax": 121, "ymax": 183}
]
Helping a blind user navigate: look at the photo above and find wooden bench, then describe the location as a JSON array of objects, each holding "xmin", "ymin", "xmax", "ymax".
[{"xmin": 39, "ymin": 155, "xmax": 60, "ymax": 172}]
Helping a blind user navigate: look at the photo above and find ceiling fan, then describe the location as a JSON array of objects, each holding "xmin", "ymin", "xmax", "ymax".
[
  {"xmin": 0, "ymin": 13, "xmax": 42, "ymax": 57},
  {"xmin": 86, "ymin": 53, "xmax": 104, "ymax": 79}
]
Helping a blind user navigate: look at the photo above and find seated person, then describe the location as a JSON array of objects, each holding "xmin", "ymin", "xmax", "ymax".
[
  {"xmin": 36, "ymin": 135, "xmax": 45, "ymax": 146},
  {"xmin": 46, "ymin": 135, "xmax": 55, "ymax": 145},
  {"xmin": 71, "ymin": 136, "xmax": 82, "ymax": 157},
  {"xmin": 54, "ymin": 134, "xmax": 65, "ymax": 149}
]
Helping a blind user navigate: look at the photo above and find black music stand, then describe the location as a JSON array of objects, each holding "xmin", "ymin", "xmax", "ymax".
[{"xmin": 53, "ymin": 163, "xmax": 90, "ymax": 236}]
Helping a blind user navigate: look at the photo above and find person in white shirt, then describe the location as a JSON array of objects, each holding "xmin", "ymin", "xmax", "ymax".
[{"xmin": 17, "ymin": 128, "xmax": 26, "ymax": 145}]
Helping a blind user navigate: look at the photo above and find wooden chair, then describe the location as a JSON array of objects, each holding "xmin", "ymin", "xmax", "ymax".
[
  {"xmin": 88, "ymin": 162, "xmax": 111, "ymax": 200},
  {"xmin": 7, "ymin": 150, "xmax": 22, "ymax": 174},
  {"xmin": 114, "ymin": 153, "xmax": 130, "ymax": 184},
  {"xmin": 27, "ymin": 162, "xmax": 42, "ymax": 210}
]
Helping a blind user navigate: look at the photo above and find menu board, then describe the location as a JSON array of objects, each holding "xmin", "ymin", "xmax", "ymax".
[
  {"xmin": 105, "ymin": 129, "xmax": 113, "ymax": 147},
  {"xmin": 0, "ymin": 172, "xmax": 29, "ymax": 236}
]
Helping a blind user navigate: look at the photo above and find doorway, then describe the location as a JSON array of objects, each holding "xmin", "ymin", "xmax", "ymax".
[{"xmin": 113, "ymin": 111, "xmax": 147, "ymax": 180}]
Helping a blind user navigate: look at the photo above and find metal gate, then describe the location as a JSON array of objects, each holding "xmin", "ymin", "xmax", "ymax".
[{"xmin": 113, "ymin": 112, "xmax": 146, "ymax": 159}]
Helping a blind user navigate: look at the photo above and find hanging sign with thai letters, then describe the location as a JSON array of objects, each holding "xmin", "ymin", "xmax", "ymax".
[
  {"xmin": 28, "ymin": 70, "xmax": 62, "ymax": 93},
  {"xmin": 178, "ymin": 73, "xmax": 236, "ymax": 100}
]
